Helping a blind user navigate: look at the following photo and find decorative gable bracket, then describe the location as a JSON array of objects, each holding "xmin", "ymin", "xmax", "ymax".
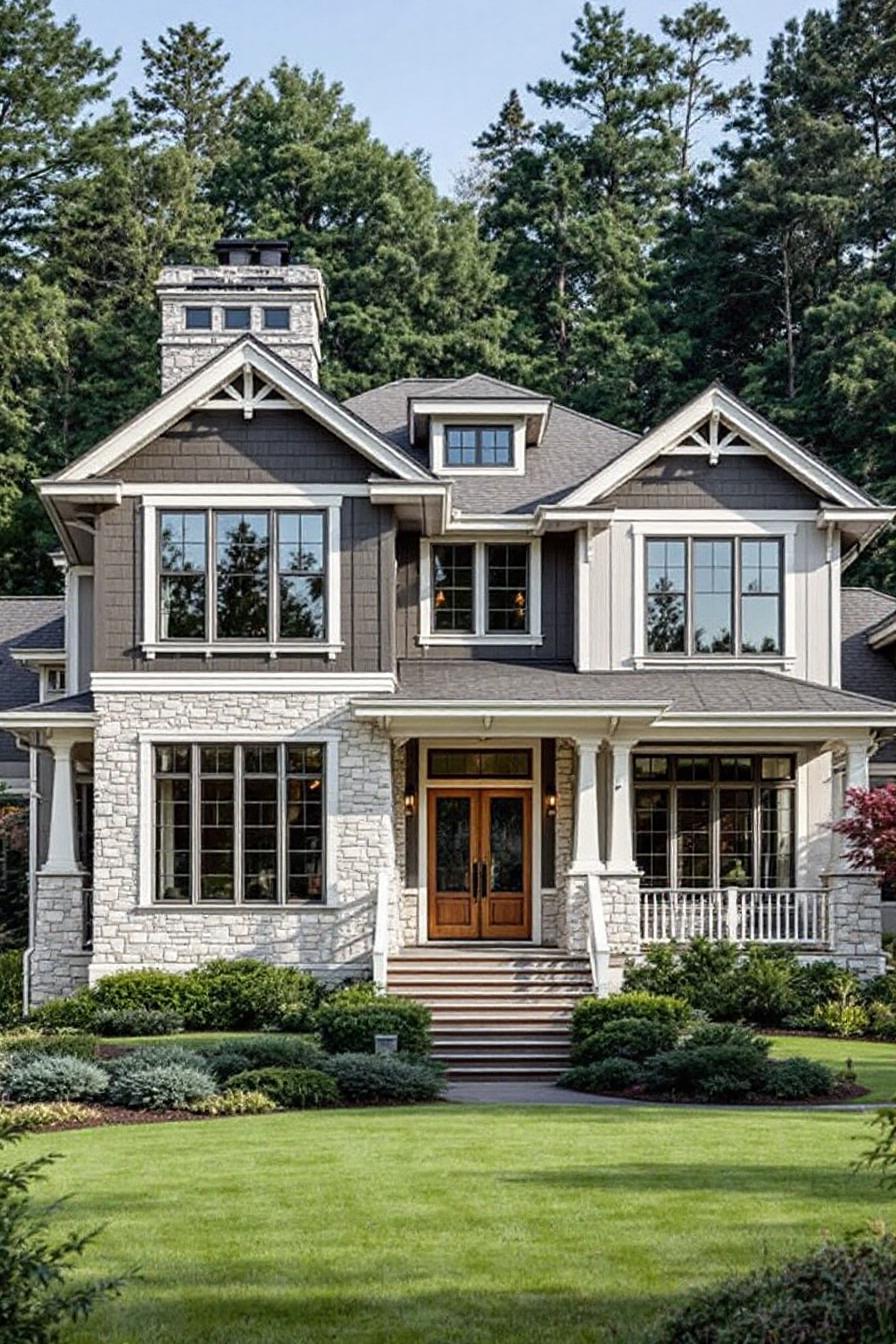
[{"xmin": 199, "ymin": 364, "xmax": 295, "ymax": 420}]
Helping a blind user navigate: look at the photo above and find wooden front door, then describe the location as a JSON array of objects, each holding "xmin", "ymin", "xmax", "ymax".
[{"xmin": 427, "ymin": 788, "xmax": 531, "ymax": 940}]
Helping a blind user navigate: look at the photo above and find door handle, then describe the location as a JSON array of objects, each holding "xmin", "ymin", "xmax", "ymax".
[
  {"xmin": 471, "ymin": 859, "xmax": 479, "ymax": 901},
  {"xmin": 478, "ymin": 859, "xmax": 489, "ymax": 902}
]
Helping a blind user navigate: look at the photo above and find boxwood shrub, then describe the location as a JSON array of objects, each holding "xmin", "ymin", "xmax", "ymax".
[
  {"xmin": 653, "ymin": 1230, "xmax": 896, "ymax": 1343},
  {"xmin": 105, "ymin": 1060, "xmax": 217, "ymax": 1110},
  {"xmin": 3, "ymin": 1053, "xmax": 108, "ymax": 1103},
  {"xmin": 571, "ymin": 992, "xmax": 691, "ymax": 1045},
  {"xmin": 224, "ymin": 1066, "xmax": 339, "ymax": 1109},
  {"xmin": 201, "ymin": 1035, "xmax": 326, "ymax": 1082},
  {"xmin": 643, "ymin": 1043, "xmax": 770, "ymax": 1102},
  {"xmin": 559, "ymin": 1057, "xmax": 644, "ymax": 1093},
  {"xmin": 314, "ymin": 988, "xmax": 431, "ymax": 1057},
  {"xmin": 323, "ymin": 1052, "xmax": 445, "ymax": 1105},
  {"xmin": 763, "ymin": 1056, "xmax": 835, "ymax": 1101},
  {"xmin": 571, "ymin": 1016, "xmax": 680, "ymax": 1065}
]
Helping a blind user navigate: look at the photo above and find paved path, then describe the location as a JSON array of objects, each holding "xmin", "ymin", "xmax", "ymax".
[{"xmin": 445, "ymin": 1081, "xmax": 636, "ymax": 1105}]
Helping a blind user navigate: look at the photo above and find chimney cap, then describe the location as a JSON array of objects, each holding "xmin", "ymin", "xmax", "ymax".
[{"xmin": 213, "ymin": 238, "xmax": 292, "ymax": 265}]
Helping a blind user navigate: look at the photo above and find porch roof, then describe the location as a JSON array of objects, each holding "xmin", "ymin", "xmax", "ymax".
[
  {"xmin": 0, "ymin": 690, "xmax": 95, "ymax": 732},
  {"xmin": 351, "ymin": 660, "xmax": 896, "ymax": 737}
]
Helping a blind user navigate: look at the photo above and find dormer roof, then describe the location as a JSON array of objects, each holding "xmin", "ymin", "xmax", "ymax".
[{"xmin": 407, "ymin": 373, "xmax": 552, "ymax": 449}]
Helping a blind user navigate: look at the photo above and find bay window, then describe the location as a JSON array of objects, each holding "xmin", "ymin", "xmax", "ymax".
[
  {"xmin": 426, "ymin": 540, "xmax": 538, "ymax": 641},
  {"xmin": 634, "ymin": 754, "xmax": 796, "ymax": 889},
  {"xmin": 154, "ymin": 742, "xmax": 326, "ymax": 904},
  {"xmin": 645, "ymin": 536, "xmax": 783, "ymax": 656}
]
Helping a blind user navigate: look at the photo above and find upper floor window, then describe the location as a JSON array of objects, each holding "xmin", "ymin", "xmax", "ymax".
[
  {"xmin": 185, "ymin": 306, "xmax": 212, "ymax": 330},
  {"xmin": 444, "ymin": 425, "xmax": 514, "ymax": 468},
  {"xmin": 263, "ymin": 307, "xmax": 291, "ymax": 330},
  {"xmin": 423, "ymin": 539, "xmax": 541, "ymax": 644},
  {"xmin": 44, "ymin": 665, "xmax": 67, "ymax": 700},
  {"xmin": 159, "ymin": 509, "xmax": 326, "ymax": 644},
  {"xmin": 646, "ymin": 537, "xmax": 782, "ymax": 656},
  {"xmin": 224, "ymin": 307, "xmax": 251, "ymax": 330}
]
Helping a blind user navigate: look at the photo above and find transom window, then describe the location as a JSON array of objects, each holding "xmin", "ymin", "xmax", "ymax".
[
  {"xmin": 634, "ymin": 754, "xmax": 795, "ymax": 889},
  {"xmin": 444, "ymin": 425, "xmax": 514, "ymax": 468},
  {"xmin": 646, "ymin": 537, "xmax": 783, "ymax": 655},
  {"xmin": 428, "ymin": 749, "xmax": 532, "ymax": 779},
  {"xmin": 430, "ymin": 541, "xmax": 531, "ymax": 637},
  {"xmin": 154, "ymin": 742, "xmax": 325, "ymax": 904},
  {"xmin": 159, "ymin": 509, "xmax": 326, "ymax": 643}
]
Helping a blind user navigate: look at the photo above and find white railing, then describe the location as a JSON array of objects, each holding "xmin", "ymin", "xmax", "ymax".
[
  {"xmin": 640, "ymin": 887, "xmax": 830, "ymax": 947},
  {"xmin": 586, "ymin": 872, "xmax": 611, "ymax": 997},
  {"xmin": 372, "ymin": 870, "xmax": 391, "ymax": 992}
]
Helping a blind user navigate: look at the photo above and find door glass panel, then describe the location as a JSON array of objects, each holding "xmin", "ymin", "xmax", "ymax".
[
  {"xmin": 435, "ymin": 797, "xmax": 471, "ymax": 891},
  {"xmin": 489, "ymin": 797, "xmax": 524, "ymax": 891},
  {"xmin": 719, "ymin": 788, "xmax": 754, "ymax": 886},
  {"xmin": 677, "ymin": 788, "xmax": 712, "ymax": 887}
]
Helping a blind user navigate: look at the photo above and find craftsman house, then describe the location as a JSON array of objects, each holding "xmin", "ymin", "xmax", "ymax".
[{"xmin": 3, "ymin": 238, "xmax": 896, "ymax": 1079}]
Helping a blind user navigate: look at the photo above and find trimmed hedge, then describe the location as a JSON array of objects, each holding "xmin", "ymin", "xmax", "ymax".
[
  {"xmin": 93, "ymin": 1007, "xmax": 185, "ymax": 1037},
  {"xmin": 3, "ymin": 1053, "xmax": 108, "ymax": 1103},
  {"xmin": 571, "ymin": 992, "xmax": 691, "ymax": 1045},
  {"xmin": 201, "ymin": 1035, "xmax": 326, "ymax": 1082},
  {"xmin": 315, "ymin": 988, "xmax": 431, "ymax": 1057},
  {"xmin": 323, "ymin": 1052, "xmax": 445, "ymax": 1105},
  {"xmin": 653, "ymin": 1230, "xmax": 896, "ymax": 1343},
  {"xmin": 571, "ymin": 1016, "xmax": 680, "ymax": 1065},
  {"xmin": 225, "ymin": 1066, "xmax": 339, "ymax": 1109}
]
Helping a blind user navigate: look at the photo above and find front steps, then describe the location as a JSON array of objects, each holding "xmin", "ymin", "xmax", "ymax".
[{"xmin": 387, "ymin": 946, "xmax": 595, "ymax": 1081}]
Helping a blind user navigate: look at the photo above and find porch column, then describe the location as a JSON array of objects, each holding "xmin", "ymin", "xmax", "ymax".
[
  {"xmin": 571, "ymin": 738, "xmax": 602, "ymax": 873},
  {"xmin": 606, "ymin": 737, "xmax": 638, "ymax": 873},
  {"xmin": 844, "ymin": 737, "xmax": 870, "ymax": 795},
  {"xmin": 41, "ymin": 729, "xmax": 82, "ymax": 875}
]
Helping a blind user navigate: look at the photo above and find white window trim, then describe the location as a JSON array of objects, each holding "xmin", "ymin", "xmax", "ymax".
[
  {"xmin": 419, "ymin": 537, "xmax": 543, "ymax": 647},
  {"xmin": 142, "ymin": 497, "xmax": 342, "ymax": 660},
  {"xmin": 630, "ymin": 518, "xmax": 797, "ymax": 669},
  {"xmin": 138, "ymin": 731, "xmax": 339, "ymax": 907},
  {"xmin": 429, "ymin": 417, "xmax": 527, "ymax": 477}
]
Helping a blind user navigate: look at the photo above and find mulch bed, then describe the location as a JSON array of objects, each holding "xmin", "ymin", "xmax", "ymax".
[{"xmin": 36, "ymin": 1106, "xmax": 211, "ymax": 1132}]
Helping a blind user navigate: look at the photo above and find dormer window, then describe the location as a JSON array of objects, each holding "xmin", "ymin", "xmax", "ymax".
[
  {"xmin": 185, "ymin": 306, "xmax": 212, "ymax": 330},
  {"xmin": 445, "ymin": 425, "xmax": 514, "ymax": 468}
]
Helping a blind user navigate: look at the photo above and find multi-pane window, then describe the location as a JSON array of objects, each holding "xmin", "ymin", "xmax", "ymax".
[
  {"xmin": 633, "ymin": 754, "xmax": 796, "ymax": 888},
  {"xmin": 430, "ymin": 542, "xmax": 531, "ymax": 637},
  {"xmin": 444, "ymin": 425, "xmax": 514, "ymax": 467},
  {"xmin": 645, "ymin": 537, "xmax": 783, "ymax": 656},
  {"xmin": 153, "ymin": 743, "xmax": 326, "ymax": 904},
  {"xmin": 158, "ymin": 510, "xmax": 327, "ymax": 643}
]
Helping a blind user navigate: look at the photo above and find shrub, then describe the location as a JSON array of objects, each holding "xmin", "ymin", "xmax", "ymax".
[
  {"xmin": 323, "ymin": 1052, "xmax": 445, "ymax": 1105},
  {"xmin": 105, "ymin": 1060, "xmax": 216, "ymax": 1110},
  {"xmin": 643, "ymin": 1043, "xmax": 769, "ymax": 1102},
  {"xmin": 90, "ymin": 969, "xmax": 187, "ymax": 1015},
  {"xmin": 315, "ymin": 990, "xmax": 432, "ymax": 1057},
  {"xmin": 28, "ymin": 988, "xmax": 96, "ymax": 1030},
  {"xmin": 763, "ymin": 1056, "xmax": 836, "ymax": 1101},
  {"xmin": 559, "ymin": 1057, "xmax": 644, "ymax": 1093},
  {"xmin": 0, "ymin": 1101, "xmax": 102, "ymax": 1130},
  {"xmin": 571, "ymin": 1016, "xmax": 680, "ymax": 1066},
  {"xmin": 810, "ymin": 982, "xmax": 870, "ymax": 1038},
  {"xmin": 0, "ymin": 947, "xmax": 22, "ymax": 1028},
  {"xmin": 93, "ymin": 1007, "xmax": 185, "ymax": 1037},
  {"xmin": 727, "ymin": 948, "xmax": 800, "ymax": 1027},
  {"xmin": 0, "ymin": 1028, "xmax": 98, "ymax": 1060},
  {"xmin": 684, "ymin": 1022, "xmax": 771, "ymax": 1054},
  {"xmin": 867, "ymin": 1000, "xmax": 896, "ymax": 1041},
  {"xmin": 0, "ymin": 1118, "xmax": 126, "ymax": 1338},
  {"xmin": 189, "ymin": 1090, "xmax": 278, "ymax": 1116},
  {"xmin": 571, "ymin": 992, "xmax": 691, "ymax": 1045},
  {"xmin": 181, "ymin": 959, "xmax": 322, "ymax": 1030},
  {"xmin": 794, "ymin": 959, "xmax": 856, "ymax": 1011},
  {"xmin": 104, "ymin": 1044, "xmax": 208, "ymax": 1080},
  {"xmin": 3, "ymin": 1053, "xmax": 108, "ymax": 1103},
  {"xmin": 224, "ymin": 1066, "xmax": 339, "ymax": 1109},
  {"xmin": 201, "ymin": 1034, "xmax": 326, "ymax": 1082},
  {"xmin": 862, "ymin": 971, "xmax": 896, "ymax": 1007},
  {"xmin": 653, "ymin": 1229, "xmax": 896, "ymax": 1343}
]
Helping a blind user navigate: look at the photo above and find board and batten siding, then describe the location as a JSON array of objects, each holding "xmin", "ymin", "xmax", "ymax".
[{"xmin": 396, "ymin": 531, "xmax": 575, "ymax": 662}]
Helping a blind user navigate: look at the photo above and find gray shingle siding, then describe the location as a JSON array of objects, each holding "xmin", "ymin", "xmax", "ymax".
[
  {"xmin": 0, "ymin": 597, "xmax": 65, "ymax": 769},
  {"xmin": 601, "ymin": 455, "xmax": 820, "ymax": 510}
]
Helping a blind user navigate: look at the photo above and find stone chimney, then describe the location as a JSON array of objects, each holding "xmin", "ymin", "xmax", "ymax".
[{"xmin": 157, "ymin": 239, "xmax": 326, "ymax": 392}]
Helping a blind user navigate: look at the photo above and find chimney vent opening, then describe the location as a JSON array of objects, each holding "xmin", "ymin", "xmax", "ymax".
[{"xmin": 213, "ymin": 238, "xmax": 291, "ymax": 267}]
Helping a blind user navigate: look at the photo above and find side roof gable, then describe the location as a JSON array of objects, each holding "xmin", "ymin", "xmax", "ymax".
[
  {"xmin": 53, "ymin": 338, "xmax": 435, "ymax": 485},
  {"xmin": 562, "ymin": 383, "xmax": 878, "ymax": 511}
]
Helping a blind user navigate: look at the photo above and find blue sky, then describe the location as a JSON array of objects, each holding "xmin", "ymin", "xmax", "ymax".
[{"xmin": 55, "ymin": 0, "xmax": 821, "ymax": 192}]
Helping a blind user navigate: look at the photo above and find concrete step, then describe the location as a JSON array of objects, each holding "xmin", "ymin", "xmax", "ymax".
[
  {"xmin": 444, "ymin": 1064, "xmax": 567, "ymax": 1081},
  {"xmin": 389, "ymin": 976, "xmax": 591, "ymax": 993}
]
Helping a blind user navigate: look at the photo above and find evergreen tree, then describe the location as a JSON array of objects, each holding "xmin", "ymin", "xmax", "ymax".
[
  {"xmin": 660, "ymin": 3, "xmax": 751, "ymax": 181},
  {"xmin": 132, "ymin": 21, "xmax": 247, "ymax": 163}
]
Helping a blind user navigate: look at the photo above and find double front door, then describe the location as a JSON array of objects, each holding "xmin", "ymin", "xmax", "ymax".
[{"xmin": 427, "ymin": 788, "xmax": 531, "ymax": 940}]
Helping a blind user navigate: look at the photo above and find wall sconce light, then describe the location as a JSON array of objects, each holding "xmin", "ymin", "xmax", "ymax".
[
  {"xmin": 404, "ymin": 788, "xmax": 417, "ymax": 817},
  {"xmin": 545, "ymin": 789, "xmax": 557, "ymax": 818}
]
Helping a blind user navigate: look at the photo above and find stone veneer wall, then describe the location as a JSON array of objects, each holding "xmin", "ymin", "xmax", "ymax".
[
  {"xmin": 30, "ymin": 875, "xmax": 91, "ymax": 1003},
  {"xmin": 82, "ymin": 692, "xmax": 395, "ymax": 985},
  {"xmin": 390, "ymin": 742, "xmax": 418, "ymax": 949},
  {"xmin": 825, "ymin": 870, "xmax": 886, "ymax": 976}
]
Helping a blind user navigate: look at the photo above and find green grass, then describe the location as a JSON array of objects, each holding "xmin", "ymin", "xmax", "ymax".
[
  {"xmin": 768, "ymin": 1033, "xmax": 896, "ymax": 1103},
  {"xmin": 21, "ymin": 1104, "xmax": 894, "ymax": 1344}
]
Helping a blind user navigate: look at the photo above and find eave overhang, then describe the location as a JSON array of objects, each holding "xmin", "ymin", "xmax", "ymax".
[{"xmin": 408, "ymin": 397, "xmax": 552, "ymax": 448}]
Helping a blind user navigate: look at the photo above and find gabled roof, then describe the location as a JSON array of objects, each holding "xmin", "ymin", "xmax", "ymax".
[
  {"xmin": 841, "ymin": 588, "xmax": 896, "ymax": 703},
  {"xmin": 50, "ymin": 339, "xmax": 435, "ymax": 485},
  {"xmin": 0, "ymin": 597, "xmax": 65, "ymax": 764},
  {"xmin": 562, "ymin": 382, "xmax": 881, "ymax": 512}
]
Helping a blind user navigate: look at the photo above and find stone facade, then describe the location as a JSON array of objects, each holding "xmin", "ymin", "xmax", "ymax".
[
  {"xmin": 75, "ymin": 691, "xmax": 396, "ymax": 991},
  {"xmin": 30, "ymin": 874, "xmax": 91, "ymax": 1003},
  {"xmin": 825, "ymin": 869, "xmax": 886, "ymax": 976}
]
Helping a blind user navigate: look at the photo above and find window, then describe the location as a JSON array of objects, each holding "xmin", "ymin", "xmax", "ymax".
[
  {"xmin": 427, "ymin": 541, "xmax": 535, "ymax": 640},
  {"xmin": 428, "ymin": 749, "xmax": 532, "ymax": 779},
  {"xmin": 44, "ymin": 666, "xmax": 67, "ymax": 699},
  {"xmin": 224, "ymin": 307, "xmax": 251, "ymax": 330},
  {"xmin": 633, "ymin": 754, "xmax": 796, "ymax": 889},
  {"xmin": 263, "ymin": 307, "xmax": 290, "ymax": 330},
  {"xmin": 645, "ymin": 537, "xmax": 783, "ymax": 656},
  {"xmin": 157, "ymin": 509, "xmax": 328, "ymax": 644},
  {"xmin": 154, "ymin": 742, "xmax": 326, "ymax": 904},
  {"xmin": 185, "ymin": 306, "xmax": 212, "ymax": 330},
  {"xmin": 444, "ymin": 425, "xmax": 514, "ymax": 468}
]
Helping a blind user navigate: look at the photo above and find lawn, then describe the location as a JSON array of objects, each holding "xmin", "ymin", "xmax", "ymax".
[
  {"xmin": 768, "ymin": 1033, "xmax": 896, "ymax": 1103},
  {"xmin": 23, "ymin": 1103, "xmax": 894, "ymax": 1344}
]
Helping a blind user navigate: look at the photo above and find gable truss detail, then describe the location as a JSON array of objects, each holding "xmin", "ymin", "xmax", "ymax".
[
  {"xmin": 666, "ymin": 411, "xmax": 754, "ymax": 462},
  {"xmin": 199, "ymin": 365, "xmax": 295, "ymax": 419}
]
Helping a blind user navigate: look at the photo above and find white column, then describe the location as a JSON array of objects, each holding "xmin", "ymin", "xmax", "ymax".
[
  {"xmin": 41, "ymin": 730, "xmax": 82, "ymax": 875},
  {"xmin": 844, "ymin": 737, "xmax": 871, "ymax": 796},
  {"xmin": 571, "ymin": 738, "xmax": 602, "ymax": 873},
  {"xmin": 607, "ymin": 738, "xmax": 638, "ymax": 873}
]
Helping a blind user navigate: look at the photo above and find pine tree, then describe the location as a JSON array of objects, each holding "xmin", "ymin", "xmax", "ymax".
[
  {"xmin": 132, "ymin": 22, "xmax": 247, "ymax": 163},
  {"xmin": 660, "ymin": 3, "xmax": 751, "ymax": 181}
]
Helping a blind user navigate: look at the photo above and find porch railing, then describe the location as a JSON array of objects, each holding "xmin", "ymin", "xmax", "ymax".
[{"xmin": 640, "ymin": 887, "xmax": 829, "ymax": 947}]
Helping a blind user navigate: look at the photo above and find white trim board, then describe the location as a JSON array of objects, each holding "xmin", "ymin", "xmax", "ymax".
[
  {"xmin": 48, "ymin": 338, "xmax": 433, "ymax": 485},
  {"xmin": 91, "ymin": 672, "xmax": 396, "ymax": 693}
]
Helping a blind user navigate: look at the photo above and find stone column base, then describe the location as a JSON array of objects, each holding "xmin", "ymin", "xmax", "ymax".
[
  {"xmin": 824, "ymin": 869, "xmax": 885, "ymax": 978},
  {"xmin": 562, "ymin": 870, "xmax": 641, "ymax": 957},
  {"xmin": 29, "ymin": 872, "xmax": 91, "ymax": 1006}
]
